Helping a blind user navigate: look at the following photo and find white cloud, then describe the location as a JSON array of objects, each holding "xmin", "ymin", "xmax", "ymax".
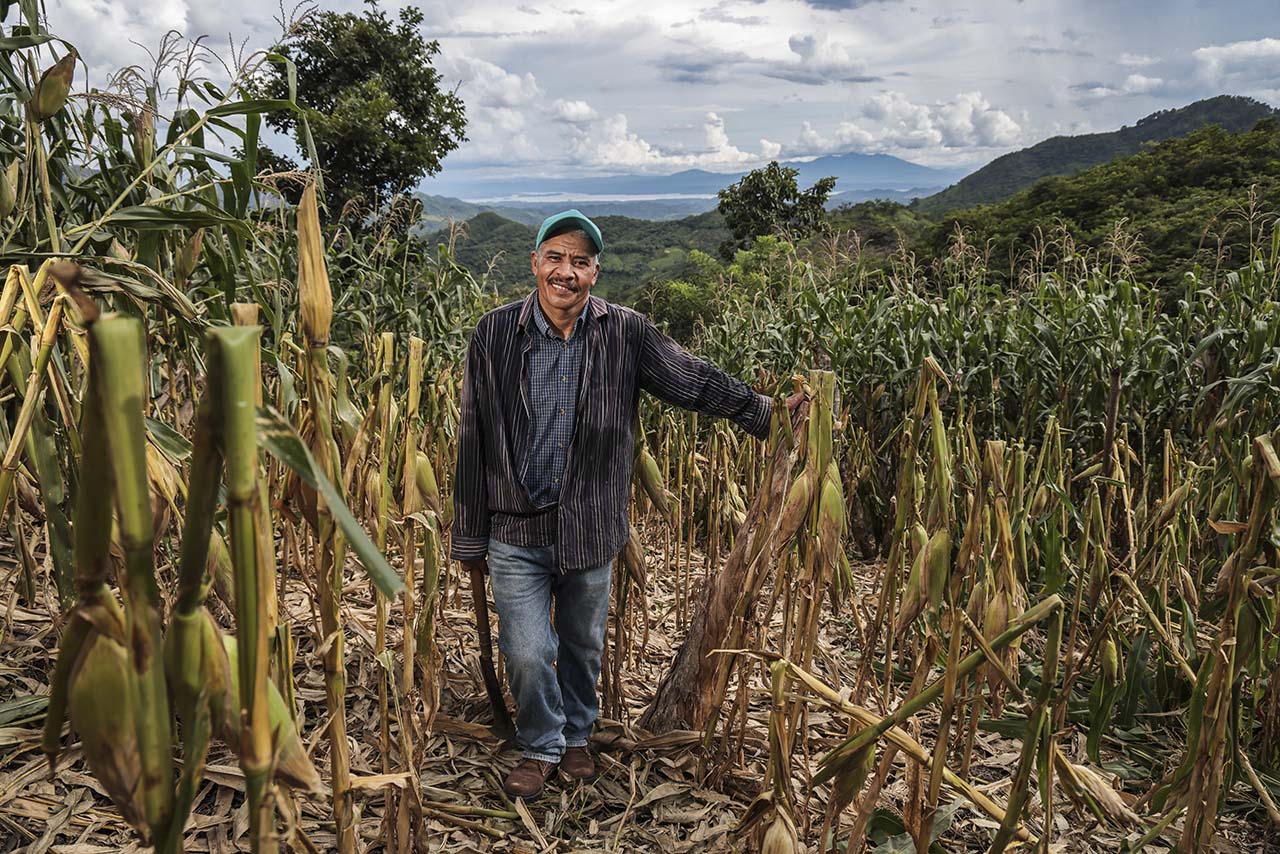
[
  {"xmin": 1193, "ymin": 37, "xmax": 1280, "ymax": 89},
  {"xmin": 933, "ymin": 91, "xmax": 1022, "ymax": 146},
  {"xmin": 1070, "ymin": 73, "xmax": 1166, "ymax": 101},
  {"xmin": 1122, "ymin": 74, "xmax": 1162, "ymax": 94},
  {"xmin": 566, "ymin": 109, "xmax": 775, "ymax": 171},
  {"xmin": 791, "ymin": 91, "xmax": 1020, "ymax": 157},
  {"xmin": 796, "ymin": 119, "xmax": 875, "ymax": 154},
  {"xmin": 442, "ymin": 56, "xmax": 542, "ymax": 108},
  {"xmin": 1118, "ymin": 53, "xmax": 1158, "ymax": 67},
  {"xmin": 701, "ymin": 111, "xmax": 753, "ymax": 163},
  {"xmin": 571, "ymin": 113, "xmax": 666, "ymax": 168},
  {"xmin": 788, "ymin": 32, "xmax": 852, "ymax": 66},
  {"xmin": 552, "ymin": 99, "xmax": 599, "ymax": 124}
]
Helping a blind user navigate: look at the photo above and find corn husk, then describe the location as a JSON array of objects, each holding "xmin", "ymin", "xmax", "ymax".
[
  {"xmin": 163, "ymin": 607, "xmax": 231, "ymax": 733},
  {"xmin": 296, "ymin": 181, "xmax": 332, "ymax": 346},
  {"xmin": 1102, "ymin": 636, "xmax": 1120, "ymax": 686},
  {"xmin": 760, "ymin": 809, "xmax": 798, "ymax": 854},
  {"xmin": 829, "ymin": 740, "xmax": 875, "ymax": 814},
  {"xmin": 897, "ymin": 523, "xmax": 932, "ymax": 633},
  {"xmin": 924, "ymin": 528, "xmax": 951, "ymax": 613},
  {"xmin": 0, "ymin": 160, "xmax": 17, "ymax": 219},
  {"xmin": 635, "ymin": 444, "xmax": 677, "ymax": 523},
  {"xmin": 69, "ymin": 626, "xmax": 148, "ymax": 836},
  {"xmin": 174, "ymin": 229, "xmax": 205, "ymax": 286},
  {"xmin": 219, "ymin": 635, "xmax": 325, "ymax": 794},
  {"xmin": 29, "ymin": 49, "xmax": 76, "ymax": 122},
  {"xmin": 777, "ymin": 467, "xmax": 815, "ymax": 544},
  {"xmin": 623, "ymin": 524, "xmax": 647, "ymax": 587},
  {"xmin": 132, "ymin": 108, "xmax": 154, "ymax": 168},
  {"xmin": 1058, "ymin": 758, "xmax": 1140, "ymax": 827},
  {"xmin": 414, "ymin": 450, "xmax": 443, "ymax": 518},
  {"xmin": 146, "ymin": 442, "xmax": 182, "ymax": 540},
  {"xmin": 816, "ymin": 460, "xmax": 845, "ymax": 571}
]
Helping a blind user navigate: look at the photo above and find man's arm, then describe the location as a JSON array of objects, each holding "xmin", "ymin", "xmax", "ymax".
[
  {"xmin": 450, "ymin": 327, "xmax": 490, "ymax": 562},
  {"xmin": 637, "ymin": 314, "xmax": 772, "ymax": 440}
]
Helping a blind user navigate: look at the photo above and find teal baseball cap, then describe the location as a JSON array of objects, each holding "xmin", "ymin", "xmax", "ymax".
[{"xmin": 535, "ymin": 209, "xmax": 603, "ymax": 255}]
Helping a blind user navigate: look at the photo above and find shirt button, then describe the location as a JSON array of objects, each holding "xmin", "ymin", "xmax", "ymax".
[{"xmin": 559, "ymin": 408, "xmax": 565, "ymax": 414}]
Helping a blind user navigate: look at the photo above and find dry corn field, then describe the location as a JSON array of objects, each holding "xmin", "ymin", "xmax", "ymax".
[{"xmin": 3, "ymin": 12, "xmax": 1280, "ymax": 854}]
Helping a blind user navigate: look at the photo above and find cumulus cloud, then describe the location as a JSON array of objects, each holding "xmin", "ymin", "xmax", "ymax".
[
  {"xmin": 441, "ymin": 55, "xmax": 542, "ymax": 108},
  {"xmin": 1193, "ymin": 37, "xmax": 1280, "ymax": 89},
  {"xmin": 657, "ymin": 36, "xmax": 877, "ymax": 87},
  {"xmin": 796, "ymin": 119, "xmax": 875, "ymax": 154},
  {"xmin": 791, "ymin": 91, "xmax": 1020, "ymax": 157},
  {"xmin": 565, "ymin": 109, "xmax": 774, "ymax": 171},
  {"xmin": 932, "ymin": 92, "xmax": 1022, "ymax": 146},
  {"xmin": 569, "ymin": 113, "xmax": 666, "ymax": 168},
  {"xmin": 767, "ymin": 32, "xmax": 879, "ymax": 84},
  {"xmin": 1069, "ymin": 73, "xmax": 1166, "ymax": 100},
  {"xmin": 552, "ymin": 99, "xmax": 599, "ymax": 124},
  {"xmin": 1122, "ymin": 74, "xmax": 1162, "ymax": 94},
  {"xmin": 433, "ymin": 56, "xmax": 543, "ymax": 165}
]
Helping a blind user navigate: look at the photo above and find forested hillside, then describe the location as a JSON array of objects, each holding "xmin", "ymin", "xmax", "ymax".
[
  {"xmin": 919, "ymin": 118, "xmax": 1280, "ymax": 285},
  {"xmin": 914, "ymin": 95, "xmax": 1277, "ymax": 214}
]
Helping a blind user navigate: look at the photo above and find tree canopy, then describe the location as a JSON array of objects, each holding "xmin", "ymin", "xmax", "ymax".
[
  {"xmin": 716, "ymin": 161, "xmax": 835, "ymax": 259},
  {"xmin": 259, "ymin": 2, "xmax": 467, "ymax": 212}
]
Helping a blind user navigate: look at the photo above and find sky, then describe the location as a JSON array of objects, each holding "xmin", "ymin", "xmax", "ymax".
[{"xmin": 42, "ymin": 0, "xmax": 1280, "ymax": 188}]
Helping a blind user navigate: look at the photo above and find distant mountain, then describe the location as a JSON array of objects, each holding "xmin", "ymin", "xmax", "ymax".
[
  {"xmin": 413, "ymin": 193, "xmax": 716, "ymax": 226},
  {"xmin": 413, "ymin": 194, "xmax": 546, "ymax": 227},
  {"xmin": 422, "ymin": 152, "xmax": 965, "ymax": 203},
  {"xmin": 915, "ymin": 95, "xmax": 1279, "ymax": 215},
  {"xmin": 414, "ymin": 184, "xmax": 939, "ymax": 228}
]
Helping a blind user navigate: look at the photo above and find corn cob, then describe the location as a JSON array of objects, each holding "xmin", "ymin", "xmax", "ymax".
[{"xmin": 29, "ymin": 49, "xmax": 76, "ymax": 122}]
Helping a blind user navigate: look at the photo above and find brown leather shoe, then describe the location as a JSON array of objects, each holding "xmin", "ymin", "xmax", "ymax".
[
  {"xmin": 503, "ymin": 758, "xmax": 559, "ymax": 798},
  {"xmin": 560, "ymin": 746, "xmax": 597, "ymax": 781}
]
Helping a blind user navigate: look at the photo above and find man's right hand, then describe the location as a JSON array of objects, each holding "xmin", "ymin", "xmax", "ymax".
[{"xmin": 462, "ymin": 557, "xmax": 489, "ymax": 576}]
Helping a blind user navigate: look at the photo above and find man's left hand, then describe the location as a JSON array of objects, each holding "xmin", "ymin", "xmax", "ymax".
[{"xmin": 785, "ymin": 390, "xmax": 809, "ymax": 428}]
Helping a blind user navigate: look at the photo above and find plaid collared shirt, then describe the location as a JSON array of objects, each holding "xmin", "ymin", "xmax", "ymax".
[
  {"xmin": 450, "ymin": 291, "xmax": 773, "ymax": 572},
  {"xmin": 523, "ymin": 299, "xmax": 584, "ymax": 507}
]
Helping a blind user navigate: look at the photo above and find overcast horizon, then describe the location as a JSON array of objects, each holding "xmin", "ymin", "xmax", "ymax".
[{"xmin": 46, "ymin": 0, "xmax": 1280, "ymax": 192}]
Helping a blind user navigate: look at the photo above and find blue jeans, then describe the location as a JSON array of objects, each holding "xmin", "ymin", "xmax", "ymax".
[{"xmin": 487, "ymin": 538, "xmax": 614, "ymax": 763}]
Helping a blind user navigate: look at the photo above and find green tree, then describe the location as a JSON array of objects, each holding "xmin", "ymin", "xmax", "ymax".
[
  {"xmin": 716, "ymin": 161, "xmax": 835, "ymax": 259},
  {"xmin": 258, "ymin": 2, "xmax": 467, "ymax": 211}
]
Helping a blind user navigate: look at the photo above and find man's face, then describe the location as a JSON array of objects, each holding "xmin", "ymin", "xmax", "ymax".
[{"xmin": 531, "ymin": 232, "xmax": 600, "ymax": 317}]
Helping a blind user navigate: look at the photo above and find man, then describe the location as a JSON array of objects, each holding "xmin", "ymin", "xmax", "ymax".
[{"xmin": 450, "ymin": 209, "xmax": 777, "ymax": 798}]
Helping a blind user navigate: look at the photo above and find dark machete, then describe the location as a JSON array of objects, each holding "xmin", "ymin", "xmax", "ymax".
[{"xmin": 469, "ymin": 564, "xmax": 515, "ymax": 742}]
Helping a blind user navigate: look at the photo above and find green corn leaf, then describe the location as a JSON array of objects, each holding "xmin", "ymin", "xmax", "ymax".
[{"xmin": 255, "ymin": 405, "xmax": 403, "ymax": 598}]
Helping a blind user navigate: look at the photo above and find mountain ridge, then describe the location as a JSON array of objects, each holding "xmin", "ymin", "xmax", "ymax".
[
  {"xmin": 914, "ymin": 95, "xmax": 1278, "ymax": 214},
  {"xmin": 422, "ymin": 151, "xmax": 966, "ymax": 203}
]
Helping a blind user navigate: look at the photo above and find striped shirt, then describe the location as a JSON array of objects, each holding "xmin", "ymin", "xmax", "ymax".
[
  {"xmin": 522, "ymin": 299, "xmax": 584, "ymax": 506},
  {"xmin": 450, "ymin": 291, "xmax": 773, "ymax": 572}
]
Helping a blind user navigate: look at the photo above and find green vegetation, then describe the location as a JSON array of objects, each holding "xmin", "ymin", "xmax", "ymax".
[
  {"xmin": 257, "ymin": 2, "xmax": 467, "ymax": 213},
  {"xmin": 921, "ymin": 119, "xmax": 1280, "ymax": 287},
  {"xmin": 716, "ymin": 160, "xmax": 835, "ymax": 259},
  {"xmin": 915, "ymin": 95, "xmax": 1277, "ymax": 214}
]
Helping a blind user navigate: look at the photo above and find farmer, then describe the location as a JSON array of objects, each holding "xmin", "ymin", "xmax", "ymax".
[{"xmin": 451, "ymin": 209, "xmax": 781, "ymax": 798}]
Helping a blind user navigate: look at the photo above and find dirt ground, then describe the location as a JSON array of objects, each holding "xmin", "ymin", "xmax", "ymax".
[{"xmin": 0, "ymin": 528, "xmax": 1273, "ymax": 852}]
